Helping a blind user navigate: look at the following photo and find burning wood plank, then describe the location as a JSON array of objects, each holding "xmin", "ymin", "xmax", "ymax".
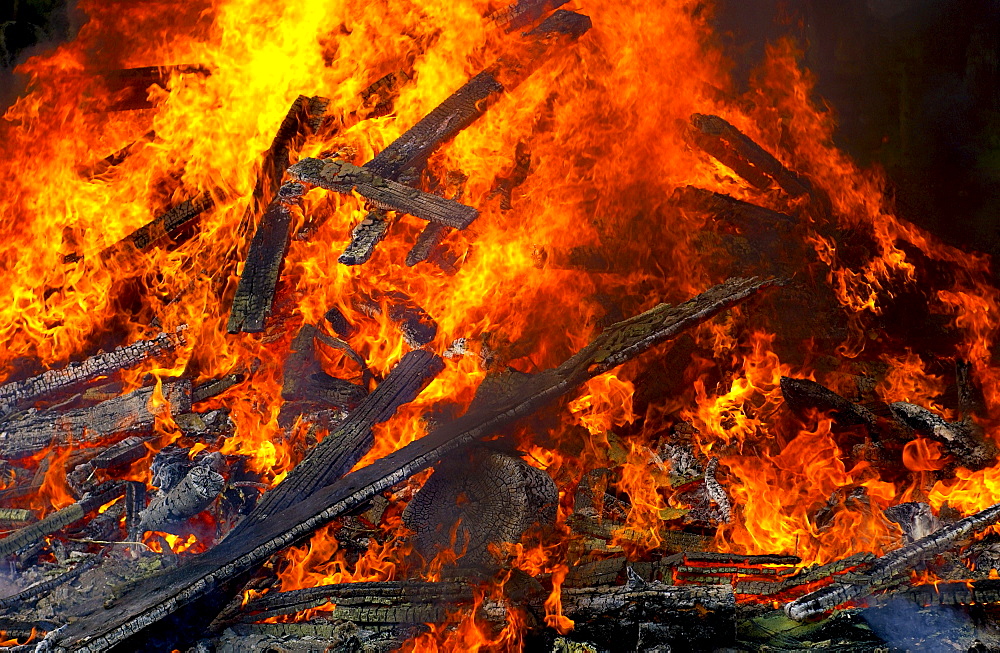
[
  {"xmin": 688, "ymin": 113, "xmax": 811, "ymax": 197},
  {"xmin": 288, "ymin": 158, "xmax": 480, "ymax": 229},
  {"xmin": 226, "ymin": 182, "xmax": 306, "ymax": 333},
  {"xmin": 486, "ymin": 0, "xmax": 569, "ymax": 31},
  {"xmin": 95, "ymin": 65, "xmax": 211, "ymax": 112},
  {"xmin": 406, "ymin": 221, "xmax": 449, "ymax": 267},
  {"xmin": 779, "ymin": 376, "xmax": 878, "ymax": 429},
  {"xmin": 889, "ymin": 401, "xmax": 998, "ymax": 470},
  {"xmin": 338, "ymin": 209, "xmax": 390, "ymax": 265},
  {"xmin": 0, "ymin": 483, "xmax": 125, "ymax": 558},
  {"xmin": 0, "ymin": 380, "xmax": 191, "ymax": 461},
  {"xmin": 672, "ymin": 185, "xmax": 796, "ymax": 231},
  {"xmin": 0, "ymin": 327, "xmax": 186, "ymax": 418},
  {"xmin": 41, "ymin": 277, "xmax": 774, "ymax": 652},
  {"xmin": 785, "ymin": 501, "xmax": 1000, "ymax": 621}
]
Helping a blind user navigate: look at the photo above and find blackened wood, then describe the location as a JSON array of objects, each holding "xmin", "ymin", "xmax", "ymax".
[
  {"xmin": 889, "ymin": 401, "xmax": 998, "ymax": 470},
  {"xmin": 0, "ymin": 508, "xmax": 34, "ymax": 527},
  {"xmin": 230, "ymin": 349, "xmax": 444, "ymax": 539},
  {"xmin": 883, "ymin": 579, "xmax": 1000, "ymax": 607},
  {"xmin": 338, "ymin": 210, "xmax": 390, "ymax": 265},
  {"xmin": 406, "ymin": 222, "xmax": 449, "ymax": 267},
  {"xmin": 97, "ymin": 65, "xmax": 211, "ymax": 112},
  {"xmin": 735, "ymin": 552, "xmax": 875, "ymax": 597},
  {"xmin": 68, "ymin": 436, "xmax": 153, "ymax": 493},
  {"xmin": 281, "ymin": 324, "xmax": 368, "ymax": 409},
  {"xmin": 248, "ymin": 95, "xmax": 329, "ymax": 219},
  {"xmin": 672, "ymin": 186, "xmax": 796, "ymax": 231},
  {"xmin": 487, "ymin": 0, "xmax": 569, "ymax": 31},
  {"xmin": 0, "ymin": 484, "xmax": 125, "ymax": 558},
  {"xmin": 358, "ymin": 290, "xmax": 439, "ymax": 348},
  {"xmin": 359, "ymin": 71, "xmax": 411, "ymax": 118},
  {"xmin": 0, "ymin": 552, "xmax": 104, "ymax": 611},
  {"xmin": 121, "ymin": 193, "xmax": 216, "ymax": 252},
  {"xmin": 78, "ymin": 130, "xmax": 157, "ymax": 179},
  {"xmin": 47, "ymin": 277, "xmax": 773, "ymax": 652},
  {"xmin": 486, "ymin": 141, "xmax": 531, "ymax": 210},
  {"xmin": 563, "ymin": 582, "xmax": 735, "ymax": 651},
  {"xmin": 139, "ymin": 464, "xmax": 224, "ymax": 534},
  {"xmin": 364, "ymin": 10, "xmax": 591, "ymax": 181},
  {"xmin": 956, "ymin": 359, "xmax": 987, "ymax": 420},
  {"xmin": 402, "ymin": 447, "xmax": 557, "ymax": 567},
  {"xmin": 192, "ymin": 372, "xmax": 246, "ymax": 403},
  {"xmin": 688, "ymin": 114, "xmax": 811, "ymax": 197},
  {"xmin": 780, "ymin": 376, "xmax": 877, "ymax": 428},
  {"xmin": 684, "ymin": 552, "xmax": 801, "ymax": 566},
  {"xmin": 785, "ymin": 502, "xmax": 1000, "ymax": 620},
  {"xmin": 0, "ymin": 380, "xmax": 191, "ymax": 460},
  {"xmin": 288, "ymin": 159, "xmax": 479, "ymax": 229},
  {"xmin": 226, "ymin": 182, "xmax": 306, "ymax": 333},
  {"xmin": 0, "ymin": 327, "xmax": 186, "ymax": 417},
  {"xmin": 124, "ymin": 481, "xmax": 146, "ymax": 544}
]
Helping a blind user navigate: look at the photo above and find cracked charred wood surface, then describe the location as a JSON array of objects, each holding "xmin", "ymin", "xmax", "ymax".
[
  {"xmin": 779, "ymin": 376, "xmax": 878, "ymax": 428},
  {"xmin": 402, "ymin": 447, "xmax": 558, "ymax": 567},
  {"xmin": 688, "ymin": 114, "xmax": 810, "ymax": 197},
  {"xmin": 0, "ymin": 484, "xmax": 125, "ymax": 558},
  {"xmin": 0, "ymin": 327, "xmax": 186, "ymax": 417},
  {"xmin": 338, "ymin": 209, "xmax": 390, "ymax": 265},
  {"xmin": 227, "ymin": 182, "xmax": 306, "ymax": 333},
  {"xmin": 487, "ymin": 0, "xmax": 569, "ymax": 31},
  {"xmin": 406, "ymin": 222, "xmax": 449, "ymax": 267},
  {"xmin": 735, "ymin": 552, "xmax": 875, "ymax": 597},
  {"xmin": 47, "ymin": 277, "xmax": 775, "ymax": 653},
  {"xmin": 280, "ymin": 324, "xmax": 368, "ymax": 414},
  {"xmin": 563, "ymin": 582, "xmax": 735, "ymax": 650},
  {"xmin": 288, "ymin": 158, "xmax": 479, "ymax": 229},
  {"xmin": 248, "ymin": 95, "xmax": 329, "ymax": 219},
  {"xmin": 364, "ymin": 10, "xmax": 591, "ymax": 182},
  {"xmin": 192, "ymin": 372, "xmax": 246, "ymax": 403},
  {"xmin": 230, "ymin": 349, "xmax": 444, "ymax": 540},
  {"xmin": 0, "ymin": 380, "xmax": 192, "ymax": 460},
  {"xmin": 139, "ymin": 464, "xmax": 225, "ymax": 534},
  {"xmin": 889, "ymin": 401, "xmax": 998, "ymax": 470},
  {"xmin": 785, "ymin": 502, "xmax": 1000, "ymax": 620},
  {"xmin": 240, "ymin": 581, "xmax": 475, "ymax": 624}
]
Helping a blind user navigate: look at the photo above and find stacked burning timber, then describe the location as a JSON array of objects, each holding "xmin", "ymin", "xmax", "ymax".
[{"xmin": 4, "ymin": 0, "xmax": 1000, "ymax": 650}]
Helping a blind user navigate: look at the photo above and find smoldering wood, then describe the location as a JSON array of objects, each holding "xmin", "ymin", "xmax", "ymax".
[
  {"xmin": 402, "ymin": 447, "xmax": 558, "ymax": 567},
  {"xmin": 359, "ymin": 70, "xmax": 411, "ymax": 118},
  {"xmin": 241, "ymin": 581, "xmax": 476, "ymax": 625},
  {"xmin": 889, "ymin": 401, "xmax": 998, "ymax": 470},
  {"xmin": 338, "ymin": 210, "xmax": 390, "ymax": 265},
  {"xmin": 226, "ymin": 182, "xmax": 306, "ymax": 334},
  {"xmin": 688, "ymin": 113, "xmax": 811, "ymax": 197},
  {"xmin": 735, "ymin": 552, "xmax": 876, "ymax": 597},
  {"xmin": 0, "ymin": 327, "xmax": 186, "ymax": 418},
  {"xmin": 138, "ymin": 464, "xmax": 225, "ymax": 534},
  {"xmin": 0, "ymin": 552, "xmax": 104, "ymax": 611},
  {"xmin": 486, "ymin": 141, "xmax": 531, "ymax": 210},
  {"xmin": 561, "ymin": 582, "xmax": 736, "ymax": 650},
  {"xmin": 0, "ymin": 508, "xmax": 34, "ymax": 527},
  {"xmin": 487, "ymin": 0, "xmax": 569, "ymax": 31},
  {"xmin": 703, "ymin": 457, "xmax": 731, "ymax": 523},
  {"xmin": 0, "ymin": 484, "xmax": 125, "ymax": 558},
  {"xmin": 288, "ymin": 158, "xmax": 479, "ymax": 229},
  {"xmin": 0, "ymin": 380, "xmax": 192, "ymax": 461},
  {"xmin": 406, "ymin": 222, "xmax": 449, "ymax": 267},
  {"xmin": 247, "ymin": 95, "xmax": 329, "ymax": 220},
  {"xmin": 281, "ymin": 324, "xmax": 368, "ymax": 410},
  {"xmin": 883, "ymin": 502, "xmax": 940, "ymax": 544},
  {"xmin": 779, "ymin": 376, "xmax": 877, "ymax": 428},
  {"xmin": 956, "ymin": 359, "xmax": 987, "ymax": 420},
  {"xmin": 67, "ymin": 436, "xmax": 153, "ymax": 493},
  {"xmin": 124, "ymin": 481, "xmax": 146, "ymax": 544},
  {"xmin": 229, "ymin": 349, "xmax": 445, "ymax": 540},
  {"xmin": 364, "ymin": 10, "xmax": 591, "ymax": 182},
  {"xmin": 785, "ymin": 502, "xmax": 1000, "ymax": 621},
  {"xmin": 323, "ymin": 306, "xmax": 356, "ymax": 338},
  {"xmin": 672, "ymin": 186, "xmax": 796, "ymax": 232},
  {"xmin": 192, "ymin": 372, "xmax": 246, "ymax": 403},
  {"xmin": 46, "ymin": 277, "xmax": 774, "ymax": 652},
  {"xmin": 358, "ymin": 290, "xmax": 439, "ymax": 348},
  {"xmin": 881, "ymin": 578, "xmax": 1000, "ymax": 607}
]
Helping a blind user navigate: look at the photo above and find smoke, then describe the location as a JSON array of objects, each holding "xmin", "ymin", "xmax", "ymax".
[{"xmin": 863, "ymin": 599, "xmax": 982, "ymax": 651}]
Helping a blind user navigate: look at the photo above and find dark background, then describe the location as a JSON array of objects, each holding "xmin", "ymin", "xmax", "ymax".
[{"xmin": 3, "ymin": 0, "xmax": 999, "ymax": 262}]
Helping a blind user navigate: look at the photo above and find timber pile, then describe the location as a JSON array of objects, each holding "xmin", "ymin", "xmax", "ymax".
[{"xmin": 6, "ymin": 3, "xmax": 1000, "ymax": 652}]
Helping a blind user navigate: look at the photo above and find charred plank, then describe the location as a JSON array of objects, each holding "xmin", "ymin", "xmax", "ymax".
[
  {"xmin": 226, "ymin": 182, "xmax": 306, "ymax": 333},
  {"xmin": 889, "ymin": 401, "xmax": 999, "ymax": 470},
  {"xmin": 0, "ymin": 327, "xmax": 186, "ymax": 417},
  {"xmin": 780, "ymin": 376, "xmax": 877, "ymax": 429},
  {"xmin": 338, "ymin": 210, "xmax": 390, "ymax": 265}
]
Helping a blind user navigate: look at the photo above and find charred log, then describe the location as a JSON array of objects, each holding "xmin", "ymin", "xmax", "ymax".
[
  {"xmin": 226, "ymin": 182, "xmax": 306, "ymax": 333},
  {"xmin": 402, "ymin": 447, "xmax": 558, "ymax": 568},
  {"xmin": 0, "ymin": 327, "xmax": 186, "ymax": 417},
  {"xmin": 338, "ymin": 210, "xmax": 390, "ymax": 266},
  {"xmin": 139, "ymin": 464, "xmax": 225, "ymax": 534},
  {"xmin": 889, "ymin": 401, "xmax": 998, "ymax": 470},
  {"xmin": 785, "ymin": 502, "xmax": 1000, "ymax": 620},
  {"xmin": 406, "ymin": 222, "xmax": 449, "ymax": 267},
  {"xmin": 0, "ymin": 380, "xmax": 191, "ymax": 460},
  {"xmin": 288, "ymin": 158, "xmax": 479, "ymax": 229},
  {"xmin": 779, "ymin": 376, "xmax": 878, "ymax": 429},
  {"xmin": 357, "ymin": 290, "xmax": 438, "ymax": 348},
  {"xmin": 192, "ymin": 372, "xmax": 247, "ymax": 403},
  {"xmin": 687, "ymin": 113, "xmax": 811, "ymax": 197},
  {"xmin": 486, "ymin": 0, "xmax": 569, "ymax": 31}
]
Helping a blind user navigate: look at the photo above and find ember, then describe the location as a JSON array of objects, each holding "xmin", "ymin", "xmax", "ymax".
[{"xmin": 2, "ymin": 0, "xmax": 1000, "ymax": 651}]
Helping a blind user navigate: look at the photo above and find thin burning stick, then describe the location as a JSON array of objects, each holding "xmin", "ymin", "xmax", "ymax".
[{"xmin": 784, "ymin": 501, "xmax": 1000, "ymax": 621}]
